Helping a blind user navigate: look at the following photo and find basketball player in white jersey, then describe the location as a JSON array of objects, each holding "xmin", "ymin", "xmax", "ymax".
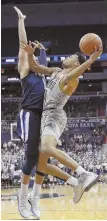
[{"xmin": 24, "ymin": 42, "xmax": 102, "ymax": 217}]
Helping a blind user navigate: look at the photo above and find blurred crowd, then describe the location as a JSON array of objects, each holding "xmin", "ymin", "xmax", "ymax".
[
  {"xmin": 1, "ymin": 123, "xmax": 107, "ymax": 188},
  {"xmin": 1, "ymin": 102, "xmax": 20, "ymax": 121},
  {"xmin": 65, "ymin": 97, "xmax": 106, "ymax": 118},
  {"xmin": 1, "ymin": 141, "xmax": 24, "ymax": 187}
]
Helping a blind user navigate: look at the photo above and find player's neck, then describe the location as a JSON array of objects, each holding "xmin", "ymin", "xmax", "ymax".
[
  {"xmin": 64, "ymin": 67, "xmax": 74, "ymax": 73},
  {"xmin": 63, "ymin": 65, "xmax": 74, "ymax": 71}
]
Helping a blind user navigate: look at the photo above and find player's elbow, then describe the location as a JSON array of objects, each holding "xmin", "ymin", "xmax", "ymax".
[{"xmin": 32, "ymin": 65, "xmax": 41, "ymax": 73}]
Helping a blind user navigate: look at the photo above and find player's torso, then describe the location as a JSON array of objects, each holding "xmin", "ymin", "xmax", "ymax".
[
  {"xmin": 21, "ymin": 72, "xmax": 46, "ymax": 111},
  {"xmin": 43, "ymin": 68, "xmax": 79, "ymax": 110},
  {"xmin": 43, "ymin": 68, "xmax": 70, "ymax": 110},
  {"xmin": 59, "ymin": 68, "xmax": 79, "ymax": 96}
]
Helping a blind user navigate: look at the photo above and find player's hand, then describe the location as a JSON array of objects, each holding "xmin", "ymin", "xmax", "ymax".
[
  {"xmin": 89, "ymin": 45, "xmax": 103, "ymax": 63},
  {"xmin": 22, "ymin": 41, "xmax": 38, "ymax": 54},
  {"xmin": 14, "ymin": 6, "xmax": 26, "ymax": 19},
  {"xmin": 33, "ymin": 41, "xmax": 46, "ymax": 50}
]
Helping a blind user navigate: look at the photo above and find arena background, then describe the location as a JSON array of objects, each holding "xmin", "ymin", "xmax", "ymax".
[{"xmin": 1, "ymin": 0, "xmax": 107, "ymax": 220}]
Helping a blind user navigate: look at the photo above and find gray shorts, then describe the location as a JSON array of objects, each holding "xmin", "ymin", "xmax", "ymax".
[{"xmin": 41, "ymin": 109, "xmax": 67, "ymax": 142}]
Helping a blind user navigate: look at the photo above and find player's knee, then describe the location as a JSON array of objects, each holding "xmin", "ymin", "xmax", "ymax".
[
  {"xmin": 41, "ymin": 144, "xmax": 50, "ymax": 155},
  {"xmin": 37, "ymin": 164, "xmax": 46, "ymax": 174},
  {"xmin": 41, "ymin": 144, "xmax": 56, "ymax": 157},
  {"xmin": 22, "ymin": 154, "xmax": 38, "ymax": 175}
]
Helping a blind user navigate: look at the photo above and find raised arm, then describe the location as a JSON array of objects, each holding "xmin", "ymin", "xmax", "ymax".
[
  {"xmin": 24, "ymin": 41, "xmax": 53, "ymax": 75},
  {"xmin": 61, "ymin": 46, "xmax": 103, "ymax": 86},
  {"xmin": 14, "ymin": 6, "xmax": 29, "ymax": 79}
]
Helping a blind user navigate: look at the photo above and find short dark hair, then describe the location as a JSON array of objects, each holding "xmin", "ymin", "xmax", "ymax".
[{"xmin": 75, "ymin": 52, "xmax": 86, "ymax": 64}]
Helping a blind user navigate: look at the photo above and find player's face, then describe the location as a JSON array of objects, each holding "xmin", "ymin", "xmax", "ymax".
[{"xmin": 62, "ymin": 54, "xmax": 80, "ymax": 69}]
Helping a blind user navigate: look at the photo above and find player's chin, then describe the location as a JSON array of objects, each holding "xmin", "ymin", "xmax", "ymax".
[{"xmin": 62, "ymin": 62, "xmax": 69, "ymax": 69}]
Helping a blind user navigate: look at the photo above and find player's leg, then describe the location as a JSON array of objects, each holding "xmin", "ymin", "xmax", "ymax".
[
  {"xmin": 39, "ymin": 112, "xmax": 81, "ymax": 172},
  {"xmin": 29, "ymin": 115, "xmax": 87, "ymax": 216},
  {"xmin": 28, "ymin": 135, "xmax": 81, "ymax": 219},
  {"xmin": 17, "ymin": 110, "xmax": 41, "ymax": 218},
  {"xmin": 18, "ymin": 153, "xmax": 38, "ymax": 215},
  {"xmin": 28, "ymin": 151, "xmax": 78, "ymax": 219},
  {"xmin": 36, "ymin": 151, "xmax": 78, "ymax": 186},
  {"xmin": 32, "ymin": 134, "xmax": 99, "ymax": 208},
  {"xmin": 34, "ymin": 110, "xmax": 99, "ymax": 204},
  {"xmin": 30, "ymin": 112, "xmax": 79, "ymax": 213},
  {"xmin": 41, "ymin": 135, "xmax": 99, "ymax": 201},
  {"xmin": 38, "ymin": 152, "xmax": 72, "ymax": 180},
  {"xmin": 40, "ymin": 135, "xmax": 83, "ymax": 172},
  {"xmin": 35, "ymin": 151, "xmax": 78, "ymax": 185}
]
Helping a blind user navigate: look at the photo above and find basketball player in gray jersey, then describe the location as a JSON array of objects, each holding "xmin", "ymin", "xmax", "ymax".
[{"xmin": 24, "ymin": 42, "xmax": 102, "ymax": 217}]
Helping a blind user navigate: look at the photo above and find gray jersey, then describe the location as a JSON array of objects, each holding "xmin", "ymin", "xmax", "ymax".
[
  {"xmin": 43, "ymin": 68, "xmax": 70, "ymax": 110},
  {"xmin": 41, "ymin": 68, "xmax": 79, "ymax": 141}
]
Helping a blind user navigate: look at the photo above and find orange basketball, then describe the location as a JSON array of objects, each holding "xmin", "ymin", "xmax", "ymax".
[{"xmin": 79, "ymin": 33, "xmax": 102, "ymax": 56}]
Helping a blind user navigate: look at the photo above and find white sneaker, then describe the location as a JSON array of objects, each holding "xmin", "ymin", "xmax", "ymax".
[
  {"xmin": 28, "ymin": 192, "xmax": 40, "ymax": 219},
  {"xmin": 73, "ymin": 172, "xmax": 99, "ymax": 204},
  {"xmin": 17, "ymin": 192, "xmax": 30, "ymax": 218}
]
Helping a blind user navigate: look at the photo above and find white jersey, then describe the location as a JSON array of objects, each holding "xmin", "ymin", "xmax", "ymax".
[{"xmin": 43, "ymin": 68, "xmax": 70, "ymax": 110}]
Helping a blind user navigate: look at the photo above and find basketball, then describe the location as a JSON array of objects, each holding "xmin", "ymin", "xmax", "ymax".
[{"xmin": 79, "ymin": 33, "xmax": 102, "ymax": 56}]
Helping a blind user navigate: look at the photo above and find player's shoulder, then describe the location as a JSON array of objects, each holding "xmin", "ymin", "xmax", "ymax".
[
  {"xmin": 52, "ymin": 67, "xmax": 62, "ymax": 73},
  {"xmin": 51, "ymin": 67, "xmax": 62, "ymax": 78},
  {"xmin": 56, "ymin": 67, "xmax": 62, "ymax": 72}
]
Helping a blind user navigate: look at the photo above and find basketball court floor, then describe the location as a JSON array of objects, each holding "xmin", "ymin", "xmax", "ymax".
[{"xmin": 1, "ymin": 184, "xmax": 107, "ymax": 220}]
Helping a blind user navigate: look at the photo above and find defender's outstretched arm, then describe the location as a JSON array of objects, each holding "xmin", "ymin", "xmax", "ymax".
[{"xmin": 14, "ymin": 6, "xmax": 29, "ymax": 79}]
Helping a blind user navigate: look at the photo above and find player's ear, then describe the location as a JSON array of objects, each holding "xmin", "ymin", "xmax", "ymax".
[{"xmin": 74, "ymin": 61, "xmax": 80, "ymax": 67}]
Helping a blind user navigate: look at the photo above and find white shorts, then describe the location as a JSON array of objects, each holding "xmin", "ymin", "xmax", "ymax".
[{"xmin": 41, "ymin": 109, "xmax": 67, "ymax": 142}]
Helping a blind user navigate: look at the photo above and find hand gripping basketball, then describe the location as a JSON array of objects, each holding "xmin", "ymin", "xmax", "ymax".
[{"xmin": 89, "ymin": 45, "xmax": 103, "ymax": 63}]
